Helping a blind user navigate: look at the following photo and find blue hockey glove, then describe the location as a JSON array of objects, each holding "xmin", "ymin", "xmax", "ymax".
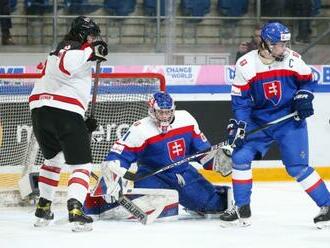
[
  {"xmin": 227, "ymin": 119, "xmax": 247, "ymax": 149},
  {"xmin": 293, "ymin": 90, "xmax": 314, "ymax": 121}
]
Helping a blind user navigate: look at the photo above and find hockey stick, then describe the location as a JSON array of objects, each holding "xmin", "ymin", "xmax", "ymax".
[
  {"xmin": 90, "ymin": 60, "xmax": 101, "ymax": 119},
  {"xmin": 90, "ymin": 171, "xmax": 148, "ymax": 225},
  {"xmin": 124, "ymin": 111, "xmax": 298, "ymax": 182}
]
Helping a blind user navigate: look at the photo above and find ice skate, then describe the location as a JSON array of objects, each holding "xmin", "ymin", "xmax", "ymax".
[
  {"xmin": 34, "ymin": 197, "xmax": 54, "ymax": 227},
  {"xmin": 68, "ymin": 198, "xmax": 93, "ymax": 232},
  {"xmin": 219, "ymin": 204, "xmax": 251, "ymax": 227},
  {"xmin": 314, "ymin": 206, "xmax": 330, "ymax": 229}
]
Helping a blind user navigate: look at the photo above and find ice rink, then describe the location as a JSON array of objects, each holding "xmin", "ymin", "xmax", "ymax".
[{"xmin": 0, "ymin": 182, "xmax": 329, "ymax": 248}]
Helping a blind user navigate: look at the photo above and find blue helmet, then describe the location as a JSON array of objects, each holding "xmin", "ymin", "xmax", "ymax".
[
  {"xmin": 148, "ymin": 92, "xmax": 175, "ymax": 133},
  {"xmin": 149, "ymin": 92, "xmax": 175, "ymax": 110},
  {"xmin": 261, "ymin": 22, "xmax": 291, "ymax": 44}
]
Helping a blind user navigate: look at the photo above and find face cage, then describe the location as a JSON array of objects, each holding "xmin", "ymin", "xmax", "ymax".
[{"xmin": 149, "ymin": 108, "xmax": 175, "ymax": 133}]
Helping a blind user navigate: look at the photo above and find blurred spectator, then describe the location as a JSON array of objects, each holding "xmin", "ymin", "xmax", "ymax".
[
  {"xmin": 235, "ymin": 24, "xmax": 262, "ymax": 62},
  {"xmin": 0, "ymin": 0, "xmax": 15, "ymax": 45},
  {"xmin": 287, "ymin": 0, "xmax": 313, "ymax": 44},
  {"xmin": 261, "ymin": 0, "xmax": 286, "ymax": 19}
]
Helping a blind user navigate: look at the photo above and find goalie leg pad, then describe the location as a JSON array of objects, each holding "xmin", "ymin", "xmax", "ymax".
[{"xmin": 84, "ymin": 188, "xmax": 179, "ymax": 222}]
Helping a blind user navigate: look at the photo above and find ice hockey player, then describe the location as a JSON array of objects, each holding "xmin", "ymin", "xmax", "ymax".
[
  {"xmin": 29, "ymin": 16, "xmax": 108, "ymax": 232},
  {"xmin": 84, "ymin": 91, "xmax": 232, "ymax": 221},
  {"xmin": 219, "ymin": 22, "xmax": 330, "ymax": 228}
]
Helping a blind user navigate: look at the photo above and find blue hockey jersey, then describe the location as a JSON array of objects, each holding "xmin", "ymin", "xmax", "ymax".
[
  {"xmin": 106, "ymin": 110, "xmax": 211, "ymax": 174},
  {"xmin": 231, "ymin": 49, "xmax": 317, "ymax": 125}
]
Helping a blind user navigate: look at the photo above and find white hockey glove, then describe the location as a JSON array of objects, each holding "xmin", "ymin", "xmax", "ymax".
[{"xmin": 100, "ymin": 160, "xmax": 128, "ymax": 202}]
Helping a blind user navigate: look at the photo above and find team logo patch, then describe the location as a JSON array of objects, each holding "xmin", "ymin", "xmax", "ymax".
[
  {"xmin": 167, "ymin": 138, "xmax": 186, "ymax": 161},
  {"xmin": 292, "ymin": 51, "xmax": 300, "ymax": 58},
  {"xmin": 240, "ymin": 59, "xmax": 247, "ymax": 66},
  {"xmin": 263, "ymin": 81, "xmax": 282, "ymax": 105}
]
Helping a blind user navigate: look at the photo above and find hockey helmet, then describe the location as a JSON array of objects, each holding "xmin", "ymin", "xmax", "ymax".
[
  {"xmin": 148, "ymin": 92, "xmax": 175, "ymax": 133},
  {"xmin": 261, "ymin": 22, "xmax": 291, "ymax": 44},
  {"xmin": 260, "ymin": 22, "xmax": 291, "ymax": 61},
  {"xmin": 69, "ymin": 16, "xmax": 101, "ymax": 43}
]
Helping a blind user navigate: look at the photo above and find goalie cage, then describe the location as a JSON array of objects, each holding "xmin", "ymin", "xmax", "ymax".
[{"xmin": 0, "ymin": 72, "xmax": 165, "ymax": 206}]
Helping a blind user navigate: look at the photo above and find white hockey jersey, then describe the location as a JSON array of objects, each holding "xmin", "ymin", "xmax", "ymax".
[{"xmin": 29, "ymin": 41, "xmax": 94, "ymax": 117}]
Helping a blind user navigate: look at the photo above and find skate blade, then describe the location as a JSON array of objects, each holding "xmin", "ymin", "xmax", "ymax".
[
  {"xmin": 239, "ymin": 217, "xmax": 251, "ymax": 227},
  {"xmin": 219, "ymin": 218, "xmax": 251, "ymax": 228},
  {"xmin": 71, "ymin": 222, "xmax": 93, "ymax": 232},
  {"xmin": 34, "ymin": 218, "xmax": 51, "ymax": 227},
  {"xmin": 315, "ymin": 220, "xmax": 330, "ymax": 229},
  {"xmin": 219, "ymin": 219, "xmax": 239, "ymax": 228}
]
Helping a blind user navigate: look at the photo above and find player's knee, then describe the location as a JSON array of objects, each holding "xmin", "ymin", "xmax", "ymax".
[
  {"xmin": 44, "ymin": 152, "xmax": 65, "ymax": 166},
  {"xmin": 232, "ymin": 148, "xmax": 254, "ymax": 165},
  {"xmin": 285, "ymin": 164, "xmax": 312, "ymax": 180}
]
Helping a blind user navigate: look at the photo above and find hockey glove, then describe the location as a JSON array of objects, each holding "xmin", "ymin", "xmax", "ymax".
[
  {"xmin": 101, "ymin": 160, "xmax": 128, "ymax": 202},
  {"xmin": 90, "ymin": 40, "xmax": 108, "ymax": 62},
  {"xmin": 293, "ymin": 90, "xmax": 314, "ymax": 121},
  {"xmin": 227, "ymin": 119, "xmax": 247, "ymax": 149},
  {"xmin": 85, "ymin": 117, "xmax": 98, "ymax": 132}
]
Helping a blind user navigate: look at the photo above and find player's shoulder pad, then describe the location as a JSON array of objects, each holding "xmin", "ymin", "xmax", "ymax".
[
  {"xmin": 288, "ymin": 49, "xmax": 301, "ymax": 59},
  {"xmin": 236, "ymin": 50, "xmax": 257, "ymax": 68},
  {"xmin": 133, "ymin": 116, "xmax": 157, "ymax": 134},
  {"xmin": 175, "ymin": 110, "xmax": 197, "ymax": 125},
  {"xmin": 50, "ymin": 40, "xmax": 83, "ymax": 55}
]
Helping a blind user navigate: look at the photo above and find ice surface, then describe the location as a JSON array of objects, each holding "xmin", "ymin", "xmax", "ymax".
[{"xmin": 0, "ymin": 182, "xmax": 329, "ymax": 248}]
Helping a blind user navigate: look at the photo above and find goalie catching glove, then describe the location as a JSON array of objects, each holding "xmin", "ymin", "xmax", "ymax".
[
  {"xmin": 92, "ymin": 160, "xmax": 128, "ymax": 202},
  {"xmin": 200, "ymin": 148, "xmax": 233, "ymax": 177}
]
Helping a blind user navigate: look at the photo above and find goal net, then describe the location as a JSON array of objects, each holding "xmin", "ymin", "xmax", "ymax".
[{"xmin": 0, "ymin": 72, "xmax": 165, "ymax": 205}]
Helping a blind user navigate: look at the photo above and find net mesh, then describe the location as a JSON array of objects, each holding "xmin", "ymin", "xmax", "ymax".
[{"xmin": 0, "ymin": 73, "xmax": 165, "ymax": 189}]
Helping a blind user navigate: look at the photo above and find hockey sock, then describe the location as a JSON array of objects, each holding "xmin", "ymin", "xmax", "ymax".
[
  {"xmin": 232, "ymin": 164, "xmax": 252, "ymax": 207},
  {"xmin": 67, "ymin": 163, "xmax": 91, "ymax": 204},
  {"xmin": 297, "ymin": 167, "xmax": 330, "ymax": 207},
  {"xmin": 38, "ymin": 163, "xmax": 62, "ymax": 201}
]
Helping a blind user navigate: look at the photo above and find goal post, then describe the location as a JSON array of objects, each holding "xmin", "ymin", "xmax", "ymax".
[{"xmin": 0, "ymin": 72, "xmax": 165, "ymax": 205}]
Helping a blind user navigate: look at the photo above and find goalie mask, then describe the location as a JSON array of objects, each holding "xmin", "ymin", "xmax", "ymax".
[
  {"xmin": 148, "ymin": 92, "xmax": 175, "ymax": 133},
  {"xmin": 260, "ymin": 22, "xmax": 291, "ymax": 62},
  {"xmin": 69, "ymin": 16, "xmax": 101, "ymax": 43}
]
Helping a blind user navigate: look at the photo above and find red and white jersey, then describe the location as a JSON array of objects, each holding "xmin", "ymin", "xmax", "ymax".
[{"xmin": 29, "ymin": 42, "xmax": 94, "ymax": 117}]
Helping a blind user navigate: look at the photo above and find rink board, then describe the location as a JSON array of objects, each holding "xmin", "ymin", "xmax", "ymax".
[{"xmin": 1, "ymin": 167, "xmax": 330, "ymax": 189}]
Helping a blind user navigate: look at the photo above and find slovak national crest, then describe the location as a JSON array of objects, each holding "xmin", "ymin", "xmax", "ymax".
[
  {"xmin": 263, "ymin": 80, "xmax": 282, "ymax": 105},
  {"xmin": 167, "ymin": 138, "xmax": 186, "ymax": 161}
]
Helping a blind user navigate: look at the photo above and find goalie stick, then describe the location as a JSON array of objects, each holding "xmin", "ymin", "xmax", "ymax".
[
  {"xmin": 90, "ymin": 171, "xmax": 149, "ymax": 225},
  {"xmin": 123, "ymin": 111, "xmax": 298, "ymax": 182}
]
